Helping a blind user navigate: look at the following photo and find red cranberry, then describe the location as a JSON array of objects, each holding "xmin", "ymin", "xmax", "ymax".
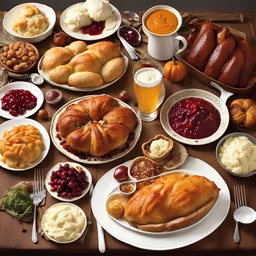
[{"xmin": 81, "ymin": 21, "xmax": 105, "ymax": 35}]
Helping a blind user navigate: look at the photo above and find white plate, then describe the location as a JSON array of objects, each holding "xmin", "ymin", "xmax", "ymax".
[
  {"xmin": 45, "ymin": 162, "xmax": 92, "ymax": 202},
  {"xmin": 107, "ymin": 169, "xmax": 219, "ymax": 235},
  {"xmin": 3, "ymin": 3, "xmax": 56, "ymax": 43},
  {"xmin": 0, "ymin": 82, "xmax": 44, "ymax": 119},
  {"xmin": 38, "ymin": 54, "xmax": 129, "ymax": 92},
  {"xmin": 50, "ymin": 94, "xmax": 142, "ymax": 164},
  {"xmin": 41, "ymin": 202, "xmax": 87, "ymax": 244},
  {"xmin": 60, "ymin": 3, "xmax": 121, "ymax": 41},
  {"xmin": 0, "ymin": 118, "xmax": 50, "ymax": 171},
  {"xmin": 160, "ymin": 89, "xmax": 229, "ymax": 145},
  {"xmin": 92, "ymin": 156, "xmax": 230, "ymax": 251}
]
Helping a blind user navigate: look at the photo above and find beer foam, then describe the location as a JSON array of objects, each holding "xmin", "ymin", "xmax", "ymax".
[{"xmin": 135, "ymin": 68, "xmax": 162, "ymax": 87}]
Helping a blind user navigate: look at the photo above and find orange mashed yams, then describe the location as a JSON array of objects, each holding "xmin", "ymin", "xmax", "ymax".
[
  {"xmin": 0, "ymin": 124, "xmax": 45, "ymax": 168},
  {"xmin": 145, "ymin": 9, "xmax": 178, "ymax": 35}
]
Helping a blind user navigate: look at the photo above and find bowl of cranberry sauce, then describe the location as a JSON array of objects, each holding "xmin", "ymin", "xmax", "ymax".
[{"xmin": 160, "ymin": 89, "xmax": 230, "ymax": 145}]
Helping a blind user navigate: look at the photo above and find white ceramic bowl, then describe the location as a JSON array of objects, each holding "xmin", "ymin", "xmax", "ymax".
[
  {"xmin": 3, "ymin": 3, "xmax": 56, "ymax": 43},
  {"xmin": 216, "ymin": 132, "xmax": 256, "ymax": 177},
  {"xmin": 41, "ymin": 202, "xmax": 87, "ymax": 244},
  {"xmin": 160, "ymin": 89, "xmax": 230, "ymax": 145}
]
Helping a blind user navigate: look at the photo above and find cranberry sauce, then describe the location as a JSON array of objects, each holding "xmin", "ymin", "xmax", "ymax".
[
  {"xmin": 119, "ymin": 27, "xmax": 140, "ymax": 46},
  {"xmin": 1, "ymin": 89, "xmax": 37, "ymax": 117},
  {"xmin": 169, "ymin": 97, "xmax": 221, "ymax": 139},
  {"xmin": 81, "ymin": 21, "xmax": 105, "ymax": 36}
]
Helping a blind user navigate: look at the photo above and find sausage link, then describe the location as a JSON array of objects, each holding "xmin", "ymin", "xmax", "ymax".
[
  {"xmin": 204, "ymin": 28, "xmax": 236, "ymax": 79},
  {"xmin": 218, "ymin": 47, "xmax": 244, "ymax": 87}
]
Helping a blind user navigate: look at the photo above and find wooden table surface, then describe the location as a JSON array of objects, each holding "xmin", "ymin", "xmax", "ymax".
[{"xmin": 0, "ymin": 11, "xmax": 256, "ymax": 256}]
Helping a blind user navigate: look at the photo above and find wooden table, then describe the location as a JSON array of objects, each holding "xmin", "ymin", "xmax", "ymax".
[{"xmin": 0, "ymin": 11, "xmax": 256, "ymax": 256}]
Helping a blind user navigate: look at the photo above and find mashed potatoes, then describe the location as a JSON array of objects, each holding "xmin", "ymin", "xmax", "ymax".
[
  {"xmin": 11, "ymin": 5, "xmax": 49, "ymax": 37},
  {"xmin": 218, "ymin": 136, "xmax": 256, "ymax": 174},
  {"xmin": 64, "ymin": 3, "xmax": 91, "ymax": 31},
  {"xmin": 42, "ymin": 204, "xmax": 86, "ymax": 242},
  {"xmin": 64, "ymin": 0, "xmax": 116, "ymax": 32}
]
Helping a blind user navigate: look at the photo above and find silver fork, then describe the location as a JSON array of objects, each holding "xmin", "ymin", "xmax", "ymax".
[
  {"xmin": 233, "ymin": 184, "xmax": 247, "ymax": 243},
  {"xmin": 30, "ymin": 168, "xmax": 46, "ymax": 244}
]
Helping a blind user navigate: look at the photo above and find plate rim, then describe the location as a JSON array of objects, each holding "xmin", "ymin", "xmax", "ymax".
[
  {"xmin": 91, "ymin": 156, "xmax": 231, "ymax": 250},
  {"xmin": 59, "ymin": 2, "xmax": 122, "ymax": 41},
  {"xmin": 160, "ymin": 88, "xmax": 230, "ymax": 145},
  {"xmin": 45, "ymin": 161, "xmax": 92, "ymax": 202},
  {"xmin": 50, "ymin": 94, "xmax": 142, "ymax": 164},
  {"xmin": 0, "ymin": 81, "xmax": 44, "ymax": 119},
  {"xmin": 37, "ymin": 53, "xmax": 129, "ymax": 92},
  {"xmin": 0, "ymin": 118, "xmax": 50, "ymax": 171}
]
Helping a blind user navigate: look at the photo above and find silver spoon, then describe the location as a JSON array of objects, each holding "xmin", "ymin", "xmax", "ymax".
[
  {"xmin": 233, "ymin": 206, "xmax": 256, "ymax": 224},
  {"xmin": 117, "ymin": 26, "xmax": 146, "ymax": 60},
  {"xmin": 122, "ymin": 11, "xmax": 141, "ymax": 24}
]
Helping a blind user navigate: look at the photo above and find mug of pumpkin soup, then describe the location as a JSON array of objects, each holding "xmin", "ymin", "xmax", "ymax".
[{"xmin": 142, "ymin": 5, "xmax": 187, "ymax": 61}]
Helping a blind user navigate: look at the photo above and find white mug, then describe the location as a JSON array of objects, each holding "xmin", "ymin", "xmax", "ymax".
[{"xmin": 142, "ymin": 5, "xmax": 187, "ymax": 61}]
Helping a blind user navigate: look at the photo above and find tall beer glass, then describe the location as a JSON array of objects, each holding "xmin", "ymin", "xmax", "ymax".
[{"xmin": 133, "ymin": 60, "xmax": 163, "ymax": 122}]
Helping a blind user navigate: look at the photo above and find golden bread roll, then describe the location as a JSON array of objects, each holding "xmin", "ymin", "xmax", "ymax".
[
  {"xmin": 229, "ymin": 98, "xmax": 256, "ymax": 127},
  {"xmin": 106, "ymin": 200, "xmax": 124, "ymax": 219},
  {"xmin": 57, "ymin": 95, "xmax": 137, "ymax": 157},
  {"xmin": 101, "ymin": 57, "xmax": 125, "ymax": 83},
  {"xmin": 48, "ymin": 64, "xmax": 74, "ymax": 84},
  {"xmin": 87, "ymin": 41, "xmax": 120, "ymax": 64},
  {"xmin": 68, "ymin": 71, "xmax": 104, "ymax": 88},
  {"xmin": 68, "ymin": 51, "xmax": 102, "ymax": 74},
  {"xmin": 124, "ymin": 172, "xmax": 219, "ymax": 232},
  {"xmin": 0, "ymin": 124, "xmax": 45, "ymax": 168},
  {"xmin": 65, "ymin": 41, "xmax": 87, "ymax": 55},
  {"xmin": 42, "ymin": 47, "xmax": 74, "ymax": 71}
]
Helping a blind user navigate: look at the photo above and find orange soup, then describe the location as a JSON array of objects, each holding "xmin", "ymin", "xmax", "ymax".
[{"xmin": 145, "ymin": 9, "xmax": 178, "ymax": 35}]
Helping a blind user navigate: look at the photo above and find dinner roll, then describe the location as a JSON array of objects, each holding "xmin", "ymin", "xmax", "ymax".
[
  {"xmin": 48, "ymin": 65, "xmax": 74, "ymax": 84},
  {"xmin": 68, "ymin": 71, "xmax": 104, "ymax": 88},
  {"xmin": 65, "ymin": 41, "xmax": 87, "ymax": 55},
  {"xmin": 101, "ymin": 57, "xmax": 125, "ymax": 83}
]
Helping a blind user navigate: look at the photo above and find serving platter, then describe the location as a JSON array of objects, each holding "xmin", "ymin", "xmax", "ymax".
[
  {"xmin": 60, "ymin": 3, "xmax": 122, "ymax": 41},
  {"xmin": 0, "ymin": 118, "xmax": 50, "ymax": 171},
  {"xmin": 45, "ymin": 162, "xmax": 92, "ymax": 202},
  {"xmin": 0, "ymin": 82, "xmax": 44, "ymax": 119},
  {"xmin": 37, "ymin": 54, "xmax": 129, "ymax": 92},
  {"xmin": 91, "ymin": 156, "xmax": 230, "ymax": 250},
  {"xmin": 160, "ymin": 89, "xmax": 230, "ymax": 145},
  {"xmin": 50, "ymin": 94, "xmax": 142, "ymax": 164},
  {"xmin": 106, "ymin": 169, "xmax": 219, "ymax": 235}
]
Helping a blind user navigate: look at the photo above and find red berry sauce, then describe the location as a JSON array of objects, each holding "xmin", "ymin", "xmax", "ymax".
[
  {"xmin": 48, "ymin": 163, "xmax": 89, "ymax": 199},
  {"xmin": 169, "ymin": 97, "xmax": 221, "ymax": 139},
  {"xmin": 81, "ymin": 21, "xmax": 105, "ymax": 35},
  {"xmin": 119, "ymin": 27, "xmax": 140, "ymax": 46},
  {"xmin": 1, "ymin": 89, "xmax": 37, "ymax": 117}
]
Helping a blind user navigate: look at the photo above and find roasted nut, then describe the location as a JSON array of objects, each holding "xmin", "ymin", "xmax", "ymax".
[{"xmin": 38, "ymin": 109, "xmax": 48, "ymax": 120}]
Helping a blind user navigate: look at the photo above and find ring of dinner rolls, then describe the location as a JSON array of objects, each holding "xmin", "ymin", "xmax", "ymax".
[{"xmin": 42, "ymin": 41, "xmax": 125, "ymax": 88}]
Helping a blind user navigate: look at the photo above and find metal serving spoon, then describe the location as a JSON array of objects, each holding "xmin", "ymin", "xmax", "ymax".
[
  {"xmin": 117, "ymin": 26, "xmax": 146, "ymax": 60},
  {"xmin": 233, "ymin": 206, "xmax": 256, "ymax": 224},
  {"xmin": 122, "ymin": 11, "xmax": 141, "ymax": 24}
]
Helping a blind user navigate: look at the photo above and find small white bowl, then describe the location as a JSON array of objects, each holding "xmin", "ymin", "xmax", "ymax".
[
  {"xmin": 3, "ymin": 3, "xmax": 56, "ymax": 43},
  {"xmin": 118, "ymin": 182, "xmax": 136, "ymax": 197},
  {"xmin": 41, "ymin": 202, "xmax": 87, "ymax": 244}
]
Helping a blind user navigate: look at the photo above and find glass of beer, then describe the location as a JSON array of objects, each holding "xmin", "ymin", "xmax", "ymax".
[{"xmin": 133, "ymin": 60, "xmax": 163, "ymax": 122}]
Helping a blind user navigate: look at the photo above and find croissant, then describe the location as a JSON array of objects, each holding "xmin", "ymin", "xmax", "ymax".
[
  {"xmin": 229, "ymin": 98, "xmax": 256, "ymax": 128},
  {"xmin": 57, "ymin": 95, "xmax": 137, "ymax": 157},
  {"xmin": 124, "ymin": 172, "xmax": 219, "ymax": 232},
  {"xmin": 42, "ymin": 41, "xmax": 125, "ymax": 88}
]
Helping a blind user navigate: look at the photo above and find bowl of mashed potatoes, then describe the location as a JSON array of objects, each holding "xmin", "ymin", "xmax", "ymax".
[
  {"xmin": 3, "ymin": 3, "xmax": 56, "ymax": 43},
  {"xmin": 41, "ymin": 203, "xmax": 87, "ymax": 243},
  {"xmin": 216, "ymin": 132, "xmax": 256, "ymax": 177}
]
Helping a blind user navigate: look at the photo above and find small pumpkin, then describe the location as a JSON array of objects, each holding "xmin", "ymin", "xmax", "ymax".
[{"xmin": 164, "ymin": 58, "xmax": 187, "ymax": 82}]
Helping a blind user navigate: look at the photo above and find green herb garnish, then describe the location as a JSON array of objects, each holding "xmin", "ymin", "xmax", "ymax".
[{"xmin": 2, "ymin": 186, "xmax": 33, "ymax": 219}]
